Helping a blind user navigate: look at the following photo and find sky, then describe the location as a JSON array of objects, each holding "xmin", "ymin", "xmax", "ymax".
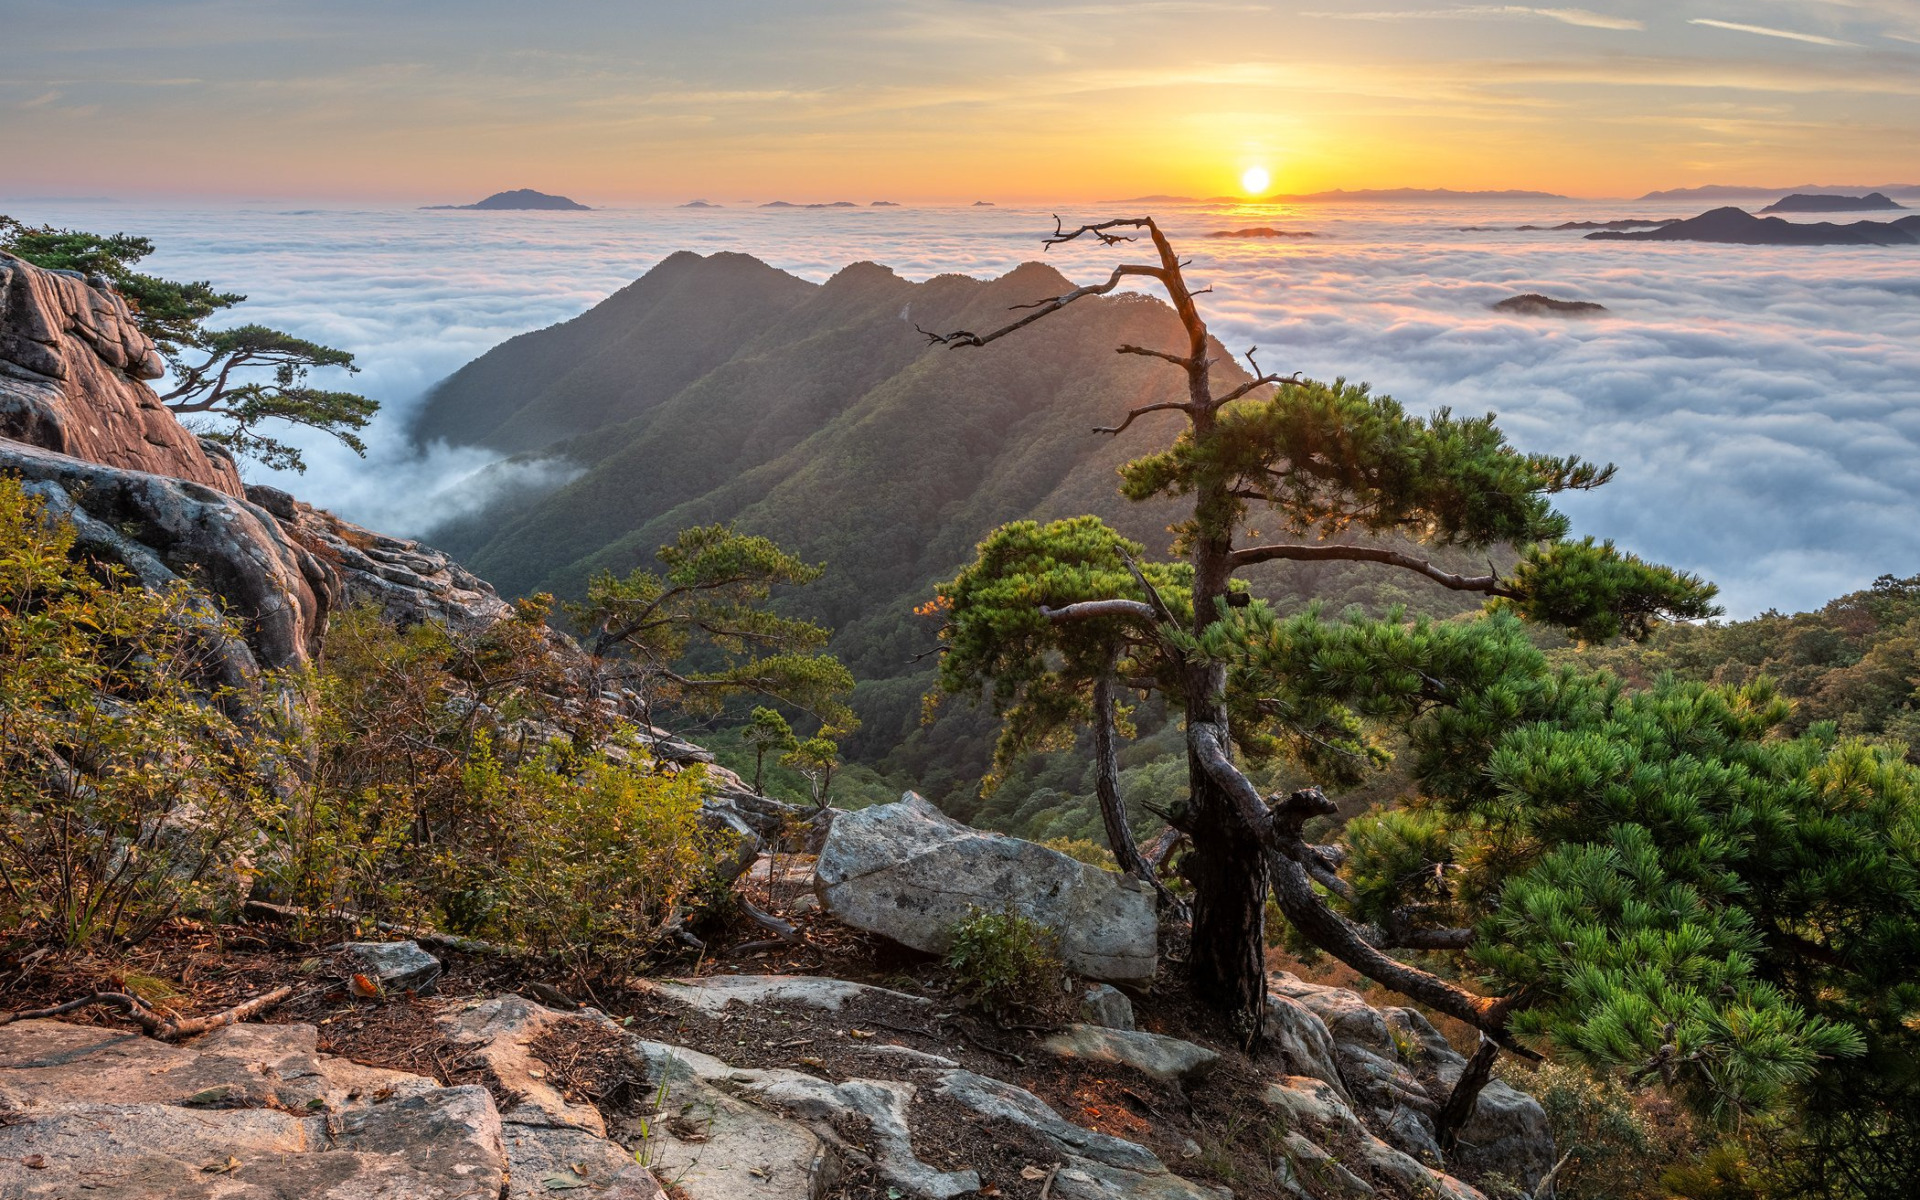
[{"xmin": 3, "ymin": 0, "xmax": 1919, "ymax": 201}]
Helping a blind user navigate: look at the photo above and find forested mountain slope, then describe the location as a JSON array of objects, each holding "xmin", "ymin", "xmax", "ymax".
[{"xmin": 415, "ymin": 251, "xmax": 1489, "ymax": 803}]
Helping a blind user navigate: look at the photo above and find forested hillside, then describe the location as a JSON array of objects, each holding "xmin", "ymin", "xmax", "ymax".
[{"xmin": 416, "ymin": 252, "xmax": 1491, "ymax": 816}]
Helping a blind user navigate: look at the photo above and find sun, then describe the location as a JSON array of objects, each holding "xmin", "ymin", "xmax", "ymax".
[{"xmin": 1240, "ymin": 165, "xmax": 1271, "ymax": 196}]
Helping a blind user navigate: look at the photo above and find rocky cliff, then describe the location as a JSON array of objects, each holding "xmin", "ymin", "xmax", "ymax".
[
  {"xmin": 0, "ymin": 251, "xmax": 529, "ymax": 677},
  {"xmin": 0, "ymin": 251, "xmax": 242, "ymax": 494}
]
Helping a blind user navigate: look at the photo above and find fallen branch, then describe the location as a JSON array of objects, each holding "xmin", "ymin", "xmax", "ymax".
[{"xmin": 0, "ymin": 985, "xmax": 294, "ymax": 1041}]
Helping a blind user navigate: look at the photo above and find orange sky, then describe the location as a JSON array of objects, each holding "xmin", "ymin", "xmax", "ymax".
[{"xmin": 3, "ymin": 1, "xmax": 1917, "ymax": 202}]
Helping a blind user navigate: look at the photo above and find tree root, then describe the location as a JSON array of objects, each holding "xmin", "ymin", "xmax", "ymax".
[{"xmin": 0, "ymin": 985, "xmax": 294, "ymax": 1041}]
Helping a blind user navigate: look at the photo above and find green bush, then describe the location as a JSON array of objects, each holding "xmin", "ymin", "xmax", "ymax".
[
  {"xmin": 462, "ymin": 736, "xmax": 731, "ymax": 975},
  {"xmin": 0, "ymin": 479, "xmax": 281, "ymax": 947},
  {"xmin": 266, "ymin": 599, "xmax": 735, "ymax": 970},
  {"xmin": 943, "ymin": 905, "xmax": 1066, "ymax": 1017}
]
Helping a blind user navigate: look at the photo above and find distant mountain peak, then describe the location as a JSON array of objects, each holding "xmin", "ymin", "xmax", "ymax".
[
  {"xmin": 1588, "ymin": 205, "xmax": 1920, "ymax": 246},
  {"xmin": 1760, "ymin": 192, "xmax": 1906, "ymax": 214},
  {"xmin": 423, "ymin": 188, "xmax": 591, "ymax": 211}
]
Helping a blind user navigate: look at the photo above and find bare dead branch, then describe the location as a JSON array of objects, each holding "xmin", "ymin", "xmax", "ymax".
[
  {"xmin": 1094, "ymin": 400, "xmax": 1193, "ymax": 436},
  {"xmin": 1116, "ymin": 343, "xmax": 1199, "ymax": 368},
  {"xmin": 1436, "ymin": 1035, "xmax": 1501, "ymax": 1153},
  {"xmin": 737, "ymin": 894, "xmax": 800, "ymax": 943},
  {"xmin": 1231, "ymin": 543, "xmax": 1519, "ymax": 597},
  {"xmin": 1215, "ymin": 371, "xmax": 1303, "ymax": 405},
  {"xmin": 0, "ymin": 986, "xmax": 294, "ymax": 1040},
  {"xmin": 1267, "ymin": 849, "xmax": 1535, "ymax": 1056},
  {"xmin": 1043, "ymin": 215, "xmax": 1152, "ymax": 248}
]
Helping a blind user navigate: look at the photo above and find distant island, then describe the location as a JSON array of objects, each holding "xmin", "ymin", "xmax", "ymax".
[
  {"xmin": 679, "ymin": 199, "xmax": 722, "ymax": 208},
  {"xmin": 1588, "ymin": 206, "xmax": 1920, "ymax": 246},
  {"xmin": 1760, "ymin": 192, "xmax": 1906, "ymax": 214},
  {"xmin": 422, "ymin": 188, "xmax": 590, "ymax": 211},
  {"xmin": 1205, "ymin": 227, "xmax": 1317, "ymax": 239},
  {"xmin": 1493, "ymin": 293, "xmax": 1606, "ymax": 317},
  {"xmin": 972, "ymin": 201, "xmax": 995, "ymax": 207},
  {"xmin": 1516, "ymin": 218, "xmax": 1679, "ymax": 231},
  {"xmin": 1638, "ymin": 183, "xmax": 1920, "ymax": 202}
]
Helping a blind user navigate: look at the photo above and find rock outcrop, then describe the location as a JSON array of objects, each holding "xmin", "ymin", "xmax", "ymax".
[
  {"xmin": 815, "ymin": 792, "xmax": 1159, "ymax": 980},
  {"xmin": 1270, "ymin": 971, "xmax": 1555, "ymax": 1192},
  {"xmin": 246, "ymin": 483, "xmax": 515, "ymax": 634},
  {"xmin": 0, "ymin": 251, "xmax": 242, "ymax": 495},
  {"xmin": 1492, "ymin": 293, "xmax": 1606, "ymax": 317},
  {"xmin": 3, "ymin": 439, "xmax": 332, "ymax": 680},
  {"xmin": 0, "ymin": 1019, "xmax": 506, "ymax": 1199}
]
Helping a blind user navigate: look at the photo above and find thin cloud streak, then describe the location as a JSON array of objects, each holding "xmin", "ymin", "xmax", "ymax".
[
  {"xmin": 1688, "ymin": 19, "xmax": 1862, "ymax": 49},
  {"xmin": 1300, "ymin": 7, "xmax": 1644, "ymax": 31}
]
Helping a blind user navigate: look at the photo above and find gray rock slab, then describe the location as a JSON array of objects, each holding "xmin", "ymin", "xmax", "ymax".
[
  {"xmin": 1080, "ymin": 984, "xmax": 1136, "ymax": 1030},
  {"xmin": 933, "ymin": 1070, "xmax": 1217, "ymax": 1200},
  {"xmin": 1043, "ymin": 1024, "xmax": 1219, "ymax": 1084},
  {"xmin": 815, "ymin": 792, "xmax": 1157, "ymax": 980},
  {"xmin": 624, "ymin": 1037, "xmax": 838, "ymax": 1200},
  {"xmin": 637, "ymin": 973, "xmax": 930, "ymax": 1016},
  {"xmin": 439, "ymin": 996, "xmax": 635, "ymax": 1199},
  {"xmin": 732, "ymin": 1071, "xmax": 978, "ymax": 1199},
  {"xmin": 0, "ymin": 1019, "xmax": 505, "ymax": 1200},
  {"xmin": 349, "ymin": 939, "xmax": 444, "ymax": 995}
]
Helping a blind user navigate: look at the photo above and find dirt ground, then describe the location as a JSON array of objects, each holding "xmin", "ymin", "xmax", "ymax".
[{"xmin": 0, "ymin": 860, "xmax": 1460, "ymax": 1200}]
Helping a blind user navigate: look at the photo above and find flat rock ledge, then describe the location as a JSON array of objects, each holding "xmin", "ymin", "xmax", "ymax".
[
  {"xmin": 0, "ymin": 988, "xmax": 1218, "ymax": 1200},
  {"xmin": 0, "ymin": 1019, "xmax": 503, "ymax": 1200},
  {"xmin": 815, "ymin": 792, "xmax": 1158, "ymax": 980},
  {"xmin": 1043, "ymin": 1024, "xmax": 1219, "ymax": 1084}
]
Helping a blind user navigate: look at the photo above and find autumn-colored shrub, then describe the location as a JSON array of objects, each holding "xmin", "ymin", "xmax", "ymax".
[{"xmin": 0, "ymin": 479, "xmax": 279, "ymax": 947}]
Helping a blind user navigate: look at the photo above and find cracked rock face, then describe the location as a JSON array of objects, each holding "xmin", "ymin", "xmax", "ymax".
[
  {"xmin": 0, "ymin": 1020, "xmax": 505, "ymax": 1200},
  {"xmin": 0, "ymin": 252, "xmax": 242, "ymax": 496},
  {"xmin": 1267, "ymin": 972, "xmax": 1555, "ymax": 1195},
  {"xmin": 1, "ymin": 441, "xmax": 332, "ymax": 678},
  {"xmin": 815, "ymin": 792, "xmax": 1158, "ymax": 980}
]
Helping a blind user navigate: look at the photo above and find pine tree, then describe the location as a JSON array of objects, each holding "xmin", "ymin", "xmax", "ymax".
[
  {"xmin": 920, "ymin": 217, "xmax": 1710, "ymax": 1045},
  {"xmin": 0, "ymin": 217, "xmax": 377, "ymax": 471}
]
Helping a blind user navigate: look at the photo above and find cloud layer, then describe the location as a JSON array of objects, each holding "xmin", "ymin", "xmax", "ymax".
[{"xmin": 9, "ymin": 197, "xmax": 1916, "ymax": 618}]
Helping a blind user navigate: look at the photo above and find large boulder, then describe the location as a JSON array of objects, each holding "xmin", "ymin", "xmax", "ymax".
[
  {"xmin": 814, "ymin": 792, "xmax": 1157, "ymax": 980},
  {"xmin": 0, "ymin": 252, "xmax": 242, "ymax": 495},
  {"xmin": 2, "ymin": 441, "xmax": 331, "ymax": 678}
]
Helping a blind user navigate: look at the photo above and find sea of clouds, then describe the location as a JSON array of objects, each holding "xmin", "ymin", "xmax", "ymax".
[{"xmin": 4, "ymin": 196, "xmax": 1915, "ymax": 617}]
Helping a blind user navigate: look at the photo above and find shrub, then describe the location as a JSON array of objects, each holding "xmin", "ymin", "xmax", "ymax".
[
  {"xmin": 943, "ymin": 905, "xmax": 1066, "ymax": 1017},
  {"xmin": 259, "ymin": 598, "xmax": 737, "ymax": 970},
  {"xmin": 466, "ymin": 737, "xmax": 732, "ymax": 975},
  {"xmin": 1041, "ymin": 836, "xmax": 1117, "ymax": 870},
  {"xmin": 1507, "ymin": 1059, "xmax": 1708, "ymax": 1200},
  {"xmin": 0, "ymin": 479, "xmax": 280, "ymax": 947}
]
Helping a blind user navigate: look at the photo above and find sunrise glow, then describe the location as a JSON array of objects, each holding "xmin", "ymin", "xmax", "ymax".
[{"xmin": 1241, "ymin": 166, "xmax": 1272, "ymax": 197}]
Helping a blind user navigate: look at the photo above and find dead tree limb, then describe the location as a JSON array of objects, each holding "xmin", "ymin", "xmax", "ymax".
[
  {"xmin": 1436, "ymin": 1034, "xmax": 1502, "ymax": 1154},
  {"xmin": 1093, "ymin": 400, "xmax": 1193, "ymax": 435},
  {"xmin": 0, "ymin": 986, "xmax": 293, "ymax": 1040}
]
